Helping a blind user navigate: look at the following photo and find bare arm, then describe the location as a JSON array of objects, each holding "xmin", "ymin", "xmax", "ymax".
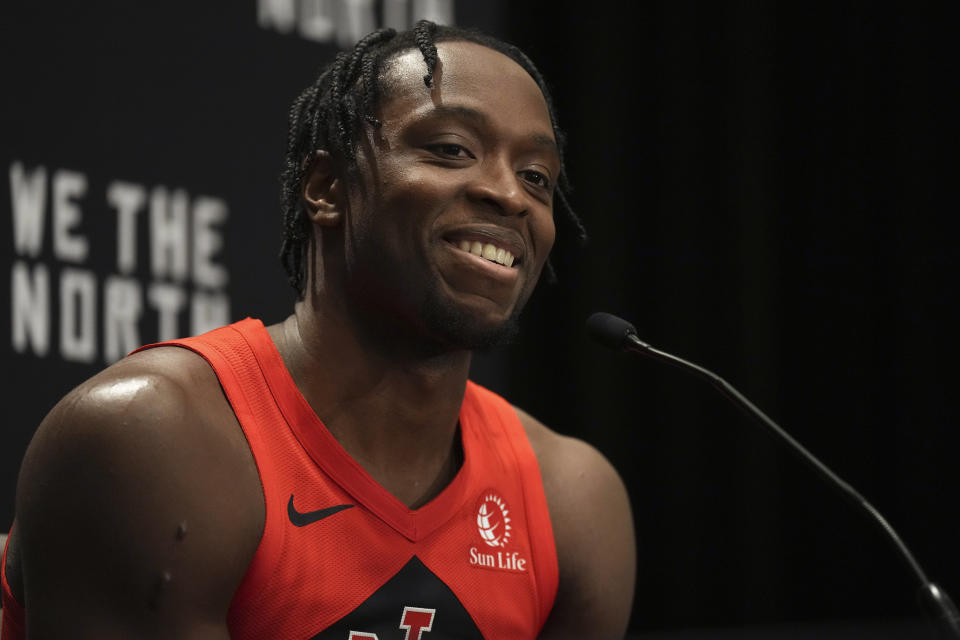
[
  {"xmin": 516, "ymin": 408, "xmax": 636, "ymax": 640},
  {"xmin": 14, "ymin": 349, "xmax": 263, "ymax": 638}
]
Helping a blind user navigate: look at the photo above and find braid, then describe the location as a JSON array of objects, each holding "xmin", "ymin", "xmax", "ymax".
[
  {"xmin": 412, "ymin": 20, "xmax": 439, "ymax": 87},
  {"xmin": 278, "ymin": 79, "xmax": 325, "ymax": 292},
  {"xmin": 336, "ymin": 28, "xmax": 395, "ymax": 158},
  {"xmin": 278, "ymin": 22, "xmax": 586, "ymax": 298},
  {"xmin": 360, "ymin": 53, "xmax": 383, "ymax": 126}
]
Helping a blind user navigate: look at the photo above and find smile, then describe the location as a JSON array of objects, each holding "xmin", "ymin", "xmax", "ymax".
[{"xmin": 453, "ymin": 240, "xmax": 517, "ymax": 268}]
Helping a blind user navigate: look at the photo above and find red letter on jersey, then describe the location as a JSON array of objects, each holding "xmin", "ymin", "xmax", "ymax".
[{"xmin": 399, "ymin": 606, "xmax": 435, "ymax": 640}]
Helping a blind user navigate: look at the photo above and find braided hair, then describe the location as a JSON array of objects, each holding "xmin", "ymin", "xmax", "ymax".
[{"xmin": 279, "ymin": 20, "xmax": 584, "ymax": 297}]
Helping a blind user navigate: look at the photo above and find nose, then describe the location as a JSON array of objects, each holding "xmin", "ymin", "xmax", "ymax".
[{"xmin": 465, "ymin": 157, "xmax": 527, "ymax": 217}]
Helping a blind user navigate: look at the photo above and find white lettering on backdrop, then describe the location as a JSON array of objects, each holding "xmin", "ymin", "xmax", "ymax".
[
  {"xmin": 9, "ymin": 161, "xmax": 231, "ymax": 364},
  {"xmin": 257, "ymin": 0, "xmax": 454, "ymax": 45}
]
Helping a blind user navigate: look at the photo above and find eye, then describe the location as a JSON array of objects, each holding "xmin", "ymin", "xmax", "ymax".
[
  {"xmin": 426, "ymin": 143, "xmax": 475, "ymax": 159},
  {"xmin": 520, "ymin": 169, "xmax": 551, "ymax": 189}
]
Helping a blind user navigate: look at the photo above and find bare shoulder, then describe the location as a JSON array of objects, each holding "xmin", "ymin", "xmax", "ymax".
[
  {"xmin": 513, "ymin": 406, "xmax": 636, "ymax": 639},
  {"xmin": 514, "ymin": 407, "xmax": 623, "ymax": 499},
  {"xmin": 13, "ymin": 346, "xmax": 262, "ymax": 636},
  {"xmin": 513, "ymin": 407, "xmax": 631, "ymax": 548}
]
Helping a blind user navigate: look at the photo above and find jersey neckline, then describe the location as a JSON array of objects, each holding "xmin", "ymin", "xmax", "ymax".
[{"xmin": 234, "ymin": 318, "xmax": 475, "ymax": 542}]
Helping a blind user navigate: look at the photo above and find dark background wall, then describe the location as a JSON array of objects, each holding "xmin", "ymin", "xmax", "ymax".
[{"xmin": 2, "ymin": 2, "xmax": 956, "ymax": 638}]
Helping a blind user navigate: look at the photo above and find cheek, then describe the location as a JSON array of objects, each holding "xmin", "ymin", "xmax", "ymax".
[
  {"xmin": 347, "ymin": 167, "xmax": 448, "ymax": 265},
  {"xmin": 377, "ymin": 166, "xmax": 459, "ymax": 235}
]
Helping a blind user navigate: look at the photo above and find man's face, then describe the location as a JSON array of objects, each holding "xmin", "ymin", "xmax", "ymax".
[{"xmin": 339, "ymin": 40, "xmax": 559, "ymax": 351}]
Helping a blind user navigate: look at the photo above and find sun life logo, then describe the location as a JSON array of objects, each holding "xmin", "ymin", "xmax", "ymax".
[{"xmin": 476, "ymin": 492, "xmax": 511, "ymax": 548}]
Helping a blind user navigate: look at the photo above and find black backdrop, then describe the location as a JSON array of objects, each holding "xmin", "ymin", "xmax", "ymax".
[{"xmin": 2, "ymin": 2, "xmax": 957, "ymax": 638}]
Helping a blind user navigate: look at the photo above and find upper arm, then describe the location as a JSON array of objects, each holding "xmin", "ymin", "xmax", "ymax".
[
  {"xmin": 516, "ymin": 408, "xmax": 636, "ymax": 639},
  {"xmin": 15, "ymin": 353, "xmax": 262, "ymax": 638}
]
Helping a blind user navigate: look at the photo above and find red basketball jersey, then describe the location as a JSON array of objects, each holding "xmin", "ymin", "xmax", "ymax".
[{"xmin": 172, "ymin": 319, "xmax": 559, "ymax": 638}]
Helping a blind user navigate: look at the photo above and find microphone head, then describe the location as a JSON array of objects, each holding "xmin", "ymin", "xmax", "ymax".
[{"xmin": 586, "ymin": 312, "xmax": 639, "ymax": 351}]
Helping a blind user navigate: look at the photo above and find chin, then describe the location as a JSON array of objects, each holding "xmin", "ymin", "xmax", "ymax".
[{"xmin": 420, "ymin": 295, "xmax": 522, "ymax": 352}]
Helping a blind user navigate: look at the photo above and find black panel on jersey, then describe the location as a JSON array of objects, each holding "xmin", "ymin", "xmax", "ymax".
[{"xmin": 310, "ymin": 555, "xmax": 485, "ymax": 639}]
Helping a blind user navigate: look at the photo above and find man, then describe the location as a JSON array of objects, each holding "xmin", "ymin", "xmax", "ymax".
[{"xmin": 2, "ymin": 21, "xmax": 634, "ymax": 638}]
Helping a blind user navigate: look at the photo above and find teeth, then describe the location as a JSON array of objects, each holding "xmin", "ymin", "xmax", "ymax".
[{"xmin": 455, "ymin": 239, "xmax": 518, "ymax": 267}]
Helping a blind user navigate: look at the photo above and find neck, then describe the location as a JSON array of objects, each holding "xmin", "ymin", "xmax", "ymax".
[{"xmin": 269, "ymin": 294, "xmax": 472, "ymax": 507}]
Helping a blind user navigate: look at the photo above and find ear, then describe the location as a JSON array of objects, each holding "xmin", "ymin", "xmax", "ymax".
[{"xmin": 302, "ymin": 150, "xmax": 343, "ymax": 227}]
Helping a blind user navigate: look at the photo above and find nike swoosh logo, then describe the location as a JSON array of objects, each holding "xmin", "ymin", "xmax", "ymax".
[{"xmin": 287, "ymin": 494, "xmax": 355, "ymax": 527}]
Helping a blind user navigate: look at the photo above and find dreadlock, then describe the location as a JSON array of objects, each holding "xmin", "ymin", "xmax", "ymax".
[{"xmin": 279, "ymin": 20, "xmax": 585, "ymax": 297}]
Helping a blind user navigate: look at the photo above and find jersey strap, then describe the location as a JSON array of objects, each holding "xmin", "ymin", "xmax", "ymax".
[{"xmin": 1, "ymin": 528, "xmax": 25, "ymax": 640}]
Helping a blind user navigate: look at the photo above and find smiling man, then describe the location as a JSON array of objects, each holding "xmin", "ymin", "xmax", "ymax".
[{"xmin": 1, "ymin": 21, "xmax": 635, "ymax": 639}]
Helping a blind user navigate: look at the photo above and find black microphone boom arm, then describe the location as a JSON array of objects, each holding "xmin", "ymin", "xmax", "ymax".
[{"xmin": 585, "ymin": 312, "xmax": 960, "ymax": 637}]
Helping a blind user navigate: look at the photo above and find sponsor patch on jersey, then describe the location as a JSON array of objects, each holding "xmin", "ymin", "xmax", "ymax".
[
  {"xmin": 468, "ymin": 490, "xmax": 528, "ymax": 573},
  {"xmin": 476, "ymin": 492, "xmax": 511, "ymax": 547}
]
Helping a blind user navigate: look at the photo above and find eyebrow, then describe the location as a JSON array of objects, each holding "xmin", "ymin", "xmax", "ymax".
[{"xmin": 425, "ymin": 104, "xmax": 559, "ymax": 154}]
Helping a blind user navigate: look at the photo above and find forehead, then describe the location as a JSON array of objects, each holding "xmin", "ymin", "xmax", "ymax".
[{"xmin": 378, "ymin": 41, "xmax": 556, "ymax": 145}]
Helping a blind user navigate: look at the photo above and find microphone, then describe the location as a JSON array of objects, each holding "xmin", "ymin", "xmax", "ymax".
[
  {"xmin": 586, "ymin": 311, "xmax": 960, "ymax": 637},
  {"xmin": 585, "ymin": 312, "xmax": 647, "ymax": 351}
]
